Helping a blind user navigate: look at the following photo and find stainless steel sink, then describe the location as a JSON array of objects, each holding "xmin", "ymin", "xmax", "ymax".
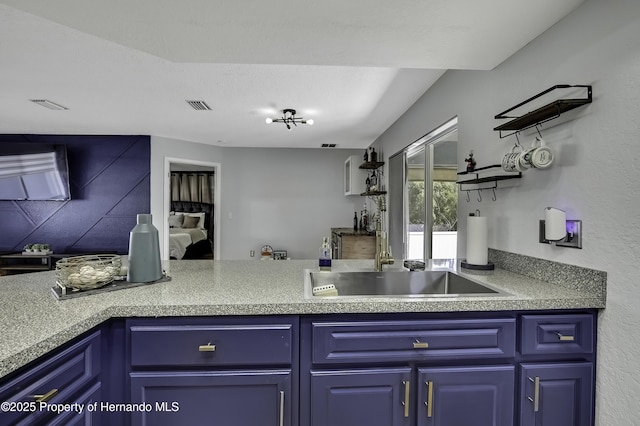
[{"xmin": 305, "ymin": 270, "xmax": 505, "ymax": 298}]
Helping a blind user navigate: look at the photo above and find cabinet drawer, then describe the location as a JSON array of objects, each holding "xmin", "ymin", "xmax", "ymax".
[
  {"xmin": 312, "ymin": 318, "xmax": 515, "ymax": 364},
  {"xmin": 130, "ymin": 323, "xmax": 293, "ymax": 367},
  {"xmin": 0, "ymin": 331, "xmax": 101, "ymax": 426},
  {"xmin": 520, "ymin": 314, "xmax": 594, "ymax": 355}
]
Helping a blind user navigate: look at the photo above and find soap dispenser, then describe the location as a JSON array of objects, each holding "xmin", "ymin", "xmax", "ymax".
[{"xmin": 319, "ymin": 237, "xmax": 332, "ymax": 271}]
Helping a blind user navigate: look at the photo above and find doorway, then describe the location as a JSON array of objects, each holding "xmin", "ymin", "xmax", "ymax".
[
  {"xmin": 163, "ymin": 157, "xmax": 221, "ymax": 260},
  {"xmin": 389, "ymin": 117, "xmax": 458, "ymax": 261}
]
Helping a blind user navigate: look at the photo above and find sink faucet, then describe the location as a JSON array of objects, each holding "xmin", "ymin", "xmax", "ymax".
[
  {"xmin": 375, "ymin": 230, "xmax": 395, "ymax": 272},
  {"xmin": 373, "ymin": 194, "xmax": 394, "ymax": 271}
]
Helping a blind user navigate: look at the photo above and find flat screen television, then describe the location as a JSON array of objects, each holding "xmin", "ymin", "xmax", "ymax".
[{"xmin": 0, "ymin": 143, "xmax": 71, "ymax": 200}]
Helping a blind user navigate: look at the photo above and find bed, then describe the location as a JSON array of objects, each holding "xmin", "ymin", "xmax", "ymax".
[{"xmin": 169, "ymin": 201, "xmax": 214, "ymax": 259}]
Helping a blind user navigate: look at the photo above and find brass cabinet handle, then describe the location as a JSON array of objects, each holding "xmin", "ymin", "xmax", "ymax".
[
  {"xmin": 279, "ymin": 390, "xmax": 285, "ymax": 426},
  {"xmin": 528, "ymin": 377, "xmax": 540, "ymax": 412},
  {"xmin": 198, "ymin": 342, "xmax": 216, "ymax": 352},
  {"xmin": 555, "ymin": 332, "xmax": 575, "ymax": 341},
  {"xmin": 402, "ymin": 381, "xmax": 410, "ymax": 417},
  {"xmin": 33, "ymin": 388, "xmax": 58, "ymax": 403},
  {"xmin": 425, "ymin": 381, "xmax": 434, "ymax": 418},
  {"xmin": 413, "ymin": 339, "xmax": 429, "ymax": 349}
]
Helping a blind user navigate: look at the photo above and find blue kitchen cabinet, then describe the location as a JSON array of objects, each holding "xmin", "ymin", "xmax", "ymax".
[
  {"xmin": 302, "ymin": 311, "xmax": 597, "ymax": 426},
  {"xmin": 126, "ymin": 316, "xmax": 298, "ymax": 426},
  {"xmin": 519, "ymin": 362, "xmax": 594, "ymax": 426},
  {"xmin": 417, "ymin": 365, "xmax": 515, "ymax": 426},
  {"xmin": 0, "ymin": 330, "xmax": 103, "ymax": 426},
  {"xmin": 310, "ymin": 368, "xmax": 412, "ymax": 426},
  {"xmin": 130, "ymin": 370, "xmax": 291, "ymax": 426},
  {"xmin": 518, "ymin": 313, "xmax": 596, "ymax": 426},
  {"xmin": 302, "ymin": 315, "xmax": 518, "ymax": 426},
  {"xmin": 47, "ymin": 382, "xmax": 102, "ymax": 426}
]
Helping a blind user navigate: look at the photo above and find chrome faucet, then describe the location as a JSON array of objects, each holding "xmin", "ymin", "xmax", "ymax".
[{"xmin": 374, "ymin": 195, "xmax": 394, "ymax": 272}]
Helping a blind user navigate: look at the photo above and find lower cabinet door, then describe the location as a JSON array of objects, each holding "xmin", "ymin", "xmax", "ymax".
[
  {"xmin": 47, "ymin": 382, "xmax": 102, "ymax": 426},
  {"xmin": 417, "ymin": 365, "xmax": 515, "ymax": 426},
  {"xmin": 310, "ymin": 368, "xmax": 412, "ymax": 426},
  {"xmin": 519, "ymin": 362, "xmax": 594, "ymax": 426},
  {"xmin": 130, "ymin": 370, "xmax": 291, "ymax": 426}
]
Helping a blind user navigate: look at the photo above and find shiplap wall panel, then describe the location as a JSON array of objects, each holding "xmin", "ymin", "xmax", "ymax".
[{"xmin": 0, "ymin": 135, "xmax": 150, "ymax": 254}]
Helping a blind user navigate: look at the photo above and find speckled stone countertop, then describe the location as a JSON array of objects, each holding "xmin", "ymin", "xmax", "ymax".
[{"xmin": 0, "ymin": 258, "xmax": 606, "ymax": 378}]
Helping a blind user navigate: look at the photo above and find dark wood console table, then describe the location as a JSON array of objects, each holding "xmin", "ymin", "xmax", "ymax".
[{"xmin": 0, "ymin": 253, "xmax": 53, "ymax": 276}]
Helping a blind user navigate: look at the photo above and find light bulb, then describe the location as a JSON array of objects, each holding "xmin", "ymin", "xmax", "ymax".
[
  {"xmin": 265, "ymin": 117, "xmax": 273, "ymax": 124},
  {"xmin": 306, "ymin": 119, "xmax": 314, "ymax": 125}
]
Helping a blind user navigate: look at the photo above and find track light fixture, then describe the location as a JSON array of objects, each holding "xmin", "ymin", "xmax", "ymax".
[{"xmin": 265, "ymin": 108, "xmax": 314, "ymax": 130}]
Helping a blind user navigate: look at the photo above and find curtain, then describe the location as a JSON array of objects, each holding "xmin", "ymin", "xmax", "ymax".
[{"xmin": 170, "ymin": 172, "xmax": 215, "ymax": 203}]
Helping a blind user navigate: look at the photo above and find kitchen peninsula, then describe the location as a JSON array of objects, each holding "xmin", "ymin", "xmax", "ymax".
[{"xmin": 0, "ymin": 256, "xmax": 605, "ymax": 425}]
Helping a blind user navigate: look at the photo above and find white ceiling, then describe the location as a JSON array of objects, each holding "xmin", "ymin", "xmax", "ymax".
[{"xmin": 0, "ymin": 0, "xmax": 583, "ymax": 149}]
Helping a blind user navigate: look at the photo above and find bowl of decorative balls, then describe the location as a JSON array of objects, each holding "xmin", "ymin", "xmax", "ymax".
[{"xmin": 55, "ymin": 254, "xmax": 122, "ymax": 291}]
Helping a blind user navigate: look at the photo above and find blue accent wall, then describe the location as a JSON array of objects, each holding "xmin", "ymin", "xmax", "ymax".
[{"xmin": 0, "ymin": 135, "xmax": 150, "ymax": 254}]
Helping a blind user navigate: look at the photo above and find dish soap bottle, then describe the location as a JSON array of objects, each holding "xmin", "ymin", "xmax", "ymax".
[{"xmin": 319, "ymin": 237, "xmax": 332, "ymax": 271}]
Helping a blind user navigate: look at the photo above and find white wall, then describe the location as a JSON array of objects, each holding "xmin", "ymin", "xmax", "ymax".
[
  {"xmin": 373, "ymin": 1, "xmax": 640, "ymax": 424},
  {"xmin": 151, "ymin": 136, "xmax": 367, "ymax": 259}
]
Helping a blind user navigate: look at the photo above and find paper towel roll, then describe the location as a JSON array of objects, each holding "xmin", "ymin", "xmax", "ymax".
[
  {"xmin": 467, "ymin": 215, "xmax": 488, "ymax": 265},
  {"xmin": 545, "ymin": 207, "xmax": 566, "ymax": 241}
]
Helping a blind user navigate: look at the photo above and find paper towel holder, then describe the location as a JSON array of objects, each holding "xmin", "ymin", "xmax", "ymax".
[
  {"xmin": 461, "ymin": 209, "xmax": 495, "ymax": 270},
  {"xmin": 539, "ymin": 218, "xmax": 582, "ymax": 249}
]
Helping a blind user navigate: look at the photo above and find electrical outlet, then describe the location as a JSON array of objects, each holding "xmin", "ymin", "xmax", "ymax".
[
  {"xmin": 539, "ymin": 220, "xmax": 582, "ymax": 249},
  {"xmin": 250, "ymin": 250, "xmax": 255, "ymax": 257}
]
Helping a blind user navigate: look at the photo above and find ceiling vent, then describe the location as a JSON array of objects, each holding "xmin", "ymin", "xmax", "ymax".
[
  {"xmin": 186, "ymin": 100, "xmax": 212, "ymax": 111},
  {"xmin": 30, "ymin": 99, "xmax": 68, "ymax": 110},
  {"xmin": 321, "ymin": 143, "xmax": 337, "ymax": 148}
]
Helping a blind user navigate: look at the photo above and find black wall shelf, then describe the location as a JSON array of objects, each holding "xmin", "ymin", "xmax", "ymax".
[
  {"xmin": 359, "ymin": 161, "xmax": 385, "ymax": 170},
  {"xmin": 494, "ymin": 84, "xmax": 592, "ymax": 138},
  {"xmin": 457, "ymin": 165, "xmax": 521, "ymax": 187}
]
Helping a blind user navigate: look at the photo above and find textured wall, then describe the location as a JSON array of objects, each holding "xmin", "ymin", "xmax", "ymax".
[
  {"xmin": 373, "ymin": 1, "xmax": 640, "ymax": 424},
  {"xmin": 0, "ymin": 135, "xmax": 150, "ymax": 254}
]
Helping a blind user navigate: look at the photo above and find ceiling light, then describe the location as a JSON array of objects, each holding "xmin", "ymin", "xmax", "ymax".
[
  {"xmin": 265, "ymin": 109, "xmax": 314, "ymax": 130},
  {"xmin": 30, "ymin": 99, "xmax": 68, "ymax": 110}
]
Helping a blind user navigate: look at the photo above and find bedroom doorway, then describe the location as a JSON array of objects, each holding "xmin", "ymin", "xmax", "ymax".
[{"xmin": 164, "ymin": 157, "xmax": 221, "ymax": 260}]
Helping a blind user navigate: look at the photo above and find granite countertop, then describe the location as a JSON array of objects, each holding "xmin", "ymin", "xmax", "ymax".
[{"xmin": 0, "ymin": 258, "xmax": 606, "ymax": 378}]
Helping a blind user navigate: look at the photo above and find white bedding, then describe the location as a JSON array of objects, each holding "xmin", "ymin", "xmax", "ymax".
[{"xmin": 169, "ymin": 228, "xmax": 207, "ymax": 259}]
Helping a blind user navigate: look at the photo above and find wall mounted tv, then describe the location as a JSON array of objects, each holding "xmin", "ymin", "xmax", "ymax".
[{"xmin": 0, "ymin": 143, "xmax": 71, "ymax": 200}]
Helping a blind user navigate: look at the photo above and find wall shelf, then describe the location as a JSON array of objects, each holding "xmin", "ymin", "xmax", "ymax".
[
  {"xmin": 359, "ymin": 160, "xmax": 385, "ymax": 196},
  {"xmin": 456, "ymin": 165, "xmax": 521, "ymax": 200},
  {"xmin": 360, "ymin": 190, "xmax": 387, "ymax": 196},
  {"xmin": 494, "ymin": 85, "xmax": 592, "ymax": 138},
  {"xmin": 359, "ymin": 161, "xmax": 385, "ymax": 170}
]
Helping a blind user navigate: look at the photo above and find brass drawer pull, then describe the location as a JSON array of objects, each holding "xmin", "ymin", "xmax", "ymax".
[
  {"xmin": 555, "ymin": 332, "xmax": 575, "ymax": 341},
  {"xmin": 413, "ymin": 340, "xmax": 429, "ymax": 349},
  {"xmin": 425, "ymin": 381, "xmax": 434, "ymax": 417},
  {"xmin": 279, "ymin": 390, "xmax": 285, "ymax": 426},
  {"xmin": 402, "ymin": 380, "xmax": 410, "ymax": 417},
  {"xmin": 33, "ymin": 388, "xmax": 58, "ymax": 403},
  {"xmin": 198, "ymin": 342, "xmax": 216, "ymax": 352},
  {"xmin": 528, "ymin": 377, "xmax": 540, "ymax": 412}
]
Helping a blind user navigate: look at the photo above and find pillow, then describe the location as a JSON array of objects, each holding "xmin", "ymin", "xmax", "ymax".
[
  {"xmin": 175, "ymin": 211, "xmax": 206, "ymax": 229},
  {"xmin": 182, "ymin": 215, "xmax": 200, "ymax": 229},
  {"xmin": 168, "ymin": 214, "xmax": 184, "ymax": 228}
]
